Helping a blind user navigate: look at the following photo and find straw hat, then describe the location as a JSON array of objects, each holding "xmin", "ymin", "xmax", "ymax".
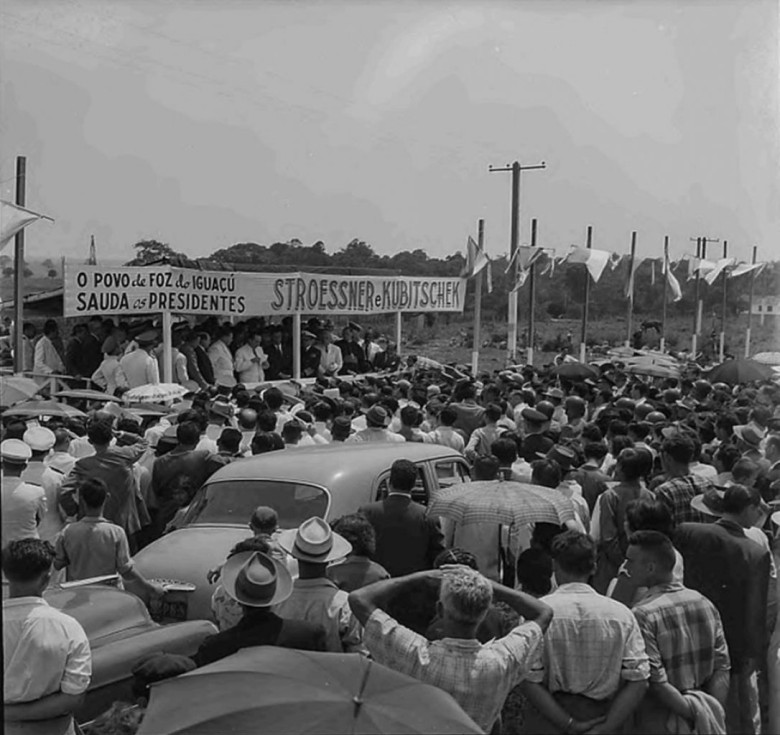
[
  {"xmin": 277, "ymin": 517, "xmax": 351, "ymax": 564},
  {"xmin": 221, "ymin": 551, "xmax": 293, "ymax": 608}
]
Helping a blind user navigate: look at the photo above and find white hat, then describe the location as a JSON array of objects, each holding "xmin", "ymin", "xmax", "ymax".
[
  {"xmin": 1, "ymin": 438, "xmax": 32, "ymax": 464},
  {"xmin": 277, "ymin": 517, "xmax": 351, "ymax": 564},
  {"xmin": 23, "ymin": 426, "xmax": 56, "ymax": 453}
]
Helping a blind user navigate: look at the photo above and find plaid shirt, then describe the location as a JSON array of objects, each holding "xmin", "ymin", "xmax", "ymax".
[
  {"xmin": 526, "ymin": 583, "xmax": 650, "ymax": 700},
  {"xmin": 632, "ymin": 582, "xmax": 730, "ymax": 692},
  {"xmin": 364, "ymin": 609, "xmax": 543, "ymax": 732},
  {"xmin": 654, "ymin": 474, "xmax": 712, "ymax": 526}
]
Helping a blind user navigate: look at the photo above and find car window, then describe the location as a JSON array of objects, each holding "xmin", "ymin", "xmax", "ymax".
[
  {"xmin": 374, "ymin": 466, "xmax": 427, "ymax": 504},
  {"xmin": 183, "ymin": 480, "xmax": 329, "ymax": 528},
  {"xmin": 433, "ymin": 459, "xmax": 469, "ymax": 489}
]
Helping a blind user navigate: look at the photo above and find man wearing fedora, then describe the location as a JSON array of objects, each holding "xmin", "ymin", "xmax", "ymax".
[
  {"xmin": 193, "ymin": 547, "xmax": 327, "ymax": 667},
  {"xmin": 119, "ymin": 330, "xmax": 160, "ymax": 389},
  {"xmin": 275, "ymin": 517, "xmax": 363, "ymax": 653},
  {"xmin": 346, "ymin": 405, "xmax": 405, "ymax": 443}
]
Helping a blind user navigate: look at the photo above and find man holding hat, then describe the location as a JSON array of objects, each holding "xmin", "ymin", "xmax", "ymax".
[
  {"xmin": 276, "ymin": 517, "xmax": 363, "ymax": 653},
  {"xmin": 346, "ymin": 405, "xmax": 405, "ymax": 443},
  {"xmin": 193, "ymin": 545, "xmax": 327, "ymax": 667},
  {"xmin": 119, "ymin": 330, "xmax": 160, "ymax": 389},
  {"xmin": 2, "ymin": 439, "xmax": 46, "ymax": 547}
]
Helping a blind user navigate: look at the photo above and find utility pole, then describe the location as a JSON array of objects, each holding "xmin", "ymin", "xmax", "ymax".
[
  {"xmin": 660, "ymin": 235, "xmax": 669, "ymax": 352},
  {"xmin": 527, "ymin": 218, "xmax": 538, "ymax": 366},
  {"xmin": 87, "ymin": 235, "xmax": 97, "ymax": 265},
  {"xmin": 719, "ymin": 240, "xmax": 728, "ymax": 362},
  {"xmin": 688, "ymin": 235, "xmax": 719, "ymax": 356},
  {"xmin": 13, "ymin": 156, "xmax": 26, "ymax": 374},
  {"xmin": 489, "ymin": 160, "xmax": 546, "ymax": 364},
  {"xmin": 625, "ymin": 231, "xmax": 637, "ymax": 347},
  {"xmin": 470, "ymin": 219, "xmax": 485, "ymax": 376},
  {"xmin": 745, "ymin": 245, "xmax": 758, "ymax": 357},
  {"xmin": 580, "ymin": 225, "xmax": 593, "ymax": 362}
]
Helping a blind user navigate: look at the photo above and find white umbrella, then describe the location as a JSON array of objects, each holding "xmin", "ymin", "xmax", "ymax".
[
  {"xmin": 753, "ymin": 352, "xmax": 780, "ymax": 366},
  {"xmin": 123, "ymin": 383, "xmax": 189, "ymax": 404}
]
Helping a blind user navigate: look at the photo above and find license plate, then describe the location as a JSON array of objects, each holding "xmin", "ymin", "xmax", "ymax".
[{"xmin": 150, "ymin": 597, "xmax": 188, "ymax": 622}]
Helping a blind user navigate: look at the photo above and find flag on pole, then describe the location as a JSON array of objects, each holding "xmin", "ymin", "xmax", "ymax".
[
  {"xmin": 703, "ymin": 257, "xmax": 736, "ymax": 286},
  {"xmin": 459, "ymin": 236, "xmax": 489, "ymax": 278},
  {"xmin": 518, "ymin": 246, "xmax": 544, "ymax": 271},
  {"xmin": 511, "ymin": 268, "xmax": 530, "ymax": 293},
  {"xmin": 729, "ymin": 261, "xmax": 765, "ymax": 279},
  {"xmin": 0, "ymin": 200, "xmax": 53, "ymax": 250},
  {"xmin": 503, "ymin": 247, "xmax": 518, "ymax": 275},
  {"xmin": 663, "ymin": 253, "xmax": 682, "ymax": 302},
  {"xmin": 565, "ymin": 246, "xmax": 612, "ymax": 283},
  {"xmin": 624, "ymin": 256, "xmax": 644, "ymax": 299}
]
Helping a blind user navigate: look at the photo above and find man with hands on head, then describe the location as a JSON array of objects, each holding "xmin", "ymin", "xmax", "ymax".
[{"xmin": 348, "ymin": 563, "xmax": 553, "ymax": 734}]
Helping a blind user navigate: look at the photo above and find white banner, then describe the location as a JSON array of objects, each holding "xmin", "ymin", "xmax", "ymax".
[{"xmin": 64, "ymin": 265, "xmax": 466, "ymax": 317}]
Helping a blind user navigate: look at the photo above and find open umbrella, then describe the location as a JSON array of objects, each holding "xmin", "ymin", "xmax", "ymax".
[
  {"xmin": 428, "ymin": 479, "xmax": 575, "ymax": 528},
  {"xmin": 124, "ymin": 383, "xmax": 189, "ymax": 404},
  {"xmin": 137, "ymin": 647, "xmax": 482, "ymax": 735},
  {"xmin": 623, "ymin": 356, "xmax": 681, "ymax": 379},
  {"xmin": 553, "ymin": 362, "xmax": 599, "ymax": 381},
  {"xmin": 0, "ymin": 375, "xmax": 41, "ymax": 406},
  {"xmin": 2, "ymin": 399, "xmax": 86, "ymax": 419},
  {"xmin": 752, "ymin": 352, "xmax": 780, "ymax": 366},
  {"xmin": 54, "ymin": 389, "xmax": 115, "ymax": 402},
  {"xmin": 706, "ymin": 358, "xmax": 774, "ymax": 385}
]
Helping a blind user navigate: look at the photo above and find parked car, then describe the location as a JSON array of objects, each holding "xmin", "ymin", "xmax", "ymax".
[
  {"xmin": 42, "ymin": 582, "xmax": 216, "ymax": 723},
  {"xmin": 133, "ymin": 443, "xmax": 469, "ymax": 621}
]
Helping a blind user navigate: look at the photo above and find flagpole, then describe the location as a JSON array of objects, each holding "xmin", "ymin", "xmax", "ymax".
[
  {"xmin": 719, "ymin": 240, "xmax": 728, "ymax": 362},
  {"xmin": 660, "ymin": 236, "xmax": 669, "ymax": 352},
  {"xmin": 471, "ymin": 219, "xmax": 485, "ymax": 376},
  {"xmin": 13, "ymin": 156, "xmax": 26, "ymax": 374},
  {"xmin": 527, "ymin": 218, "xmax": 538, "ymax": 366},
  {"xmin": 625, "ymin": 231, "xmax": 636, "ymax": 347},
  {"xmin": 579, "ymin": 225, "xmax": 592, "ymax": 362},
  {"xmin": 745, "ymin": 245, "xmax": 757, "ymax": 357}
]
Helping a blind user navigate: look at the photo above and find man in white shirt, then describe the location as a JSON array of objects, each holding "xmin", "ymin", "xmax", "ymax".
[
  {"xmin": 33, "ymin": 321, "xmax": 65, "ymax": 384},
  {"xmin": 208, "ymin": 325, "xmax": 236, "ymax": 389},
  {"xmin": 425, "ymin": 406, "xmax": 465, "ymax": 453},
  {"xmin": 234, "ymin": 332, "xmax": 268, "ymax": 385},
  {"xmin": 39, "ymin": 429, "xmax": 75, "ymax": 544},
  {"xmin": 3, "ymin": 538, "xmax": 91, "ymax": 735},
  {"xmin": 317, "ymin": 330, "xmax": 343, "ymax": 377},
  {"xmin": 1, "ymin": 439, "xmax": 46, "ymax": 548},
  {"xmin": 346, "ymin": 405, "xmax": 405, "ymax": 444},
  {"xmin": 119, "ymin": 330, "xmax": 160, "ymax": 388}
]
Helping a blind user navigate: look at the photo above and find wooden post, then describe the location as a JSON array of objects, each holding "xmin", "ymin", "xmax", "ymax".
[
  {"xmin": 395, "ymin": 311, "xmax": 403, "ymax": 357},
  {"xmin": 292, "ymin": 313, "xmax": 302, "ymax": 380},
  {"xmin": 660, "ymin": 236, "xmax": 669, "ymax": 352},
  {"xmin": 745, "ymin": 245, "xmax": 757, "ymax": 357},
  {"xmin": 161, "ymin": 311, "xmax": 173, "ymax": 383},
  {"xmin": 471, "ymin": 219, "xmax": 484, "ymax": 375},
  {"xmin": 507, "ymin": 163, "xmax": 520, "ymax": 364},
  {"xmin": 625, "ymin": 231, "xmax": 636, "ymax": 347},
  {"xmin": 579, "ymin": 225, "xmax": 592, "ymax": 362},
  {"xmin": 691, "ymin": 238, "xmax": 701, "ymax": 356},
  {"xmin": 719, "ymin": 240, "xmax": 728, "ymax": 362},
  {"xmin": 527, "ymin": 218, "xmax": 537, "ymax": 366},
  {"xmin": 13, "ymin": 156, "xmax": 26, "ymax": 374}
]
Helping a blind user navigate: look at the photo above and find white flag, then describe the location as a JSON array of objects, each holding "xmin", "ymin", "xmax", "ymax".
[
  {"xmin": 665, "ymin": 254, "xmax": 682, "ymax": 302},
  {"xmin": 729, "ymin": 261, "xmax": 765, "ymax": 279},
  {"xmin": 0, "ymin": 200, "xmax": 51, "ymax": 250},
  {"xmin": 459, "ymin": 236, "xmax": 488, "ymax": 278},
  {"xmin": 703, "ymin": 257, "xmax": 736, "ymax": 286}
]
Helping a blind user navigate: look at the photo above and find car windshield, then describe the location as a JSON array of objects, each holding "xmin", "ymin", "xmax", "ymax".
[{"xmin": 182, "ymin": 480, "xmax": 329, "ymax": 528}]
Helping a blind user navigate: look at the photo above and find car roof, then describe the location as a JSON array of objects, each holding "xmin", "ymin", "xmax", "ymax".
[{"xmin": 206, "ymin": 442, "xmax": 463, "ymax": 487}]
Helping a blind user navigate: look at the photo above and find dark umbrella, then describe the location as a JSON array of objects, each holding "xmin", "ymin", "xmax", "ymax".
[
  {"xmin": 553, "ymin": 362, "xmax": 600, "ymax": 381},
  {"xmin": 706, "ymin": 358, "xmax": 774, "ymax": 385},
  {"xmin": 2, "ymin": 400, "xmax": 87, "ymax": 419},
  {"xmin": 137, "ymin": 647, "xmax": 482, "ymax": 735}
]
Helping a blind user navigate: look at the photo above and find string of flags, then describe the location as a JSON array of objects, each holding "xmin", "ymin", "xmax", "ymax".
[{"xmin": 459, "ymin": 235, "xmax": 767, "ymax": 303}]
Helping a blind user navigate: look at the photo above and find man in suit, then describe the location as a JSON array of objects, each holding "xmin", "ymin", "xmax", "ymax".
[
  {"xmin": 266, "ymin": 325, "xmax": 292, "ymax": 380},
  {"xmin": 192, "ymin": 550, "xmax": 326, "ymax": 666},
  {"xmin": 675, "ymin": 484, "xmax": 770, "ymax": 734},
  {"xmin": 300, "ymin": 331, "xmax": 322, "ymax": 378},
  {"xmin": 359, "ymin": 459, "xmax": 445, "ymax": 577}
]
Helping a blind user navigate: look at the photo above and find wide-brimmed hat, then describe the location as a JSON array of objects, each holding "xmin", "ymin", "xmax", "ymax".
[
  {"xmin": 545, "ymin": 387, "xmax": 564, "ymax": 401},
  {"xmin": 365, "ymin": 404, "xmax": 391, "ymax": 427},
  {"xmin": 221, "ymin": 551, "xmax": 293, "ymax": 607},
  {"xmin": 23, "ymin": 426, "xmax": 56, "ymax": 452},
  {"xmin": 209, "ymin": 398, "xmax": 233, "ymax": 420},
  {"xmin": 277, "ymin": 517, "xmax": 352, "ymax": 564},
  {"xmin": 691, "ymin": 488, "xmax": 726, "ymax": 517},
  {"xmin": 733, "ymin": 424, "xmax": 762, "ymax": 448}
]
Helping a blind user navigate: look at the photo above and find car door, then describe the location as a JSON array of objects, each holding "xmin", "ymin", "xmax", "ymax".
[{"xmin": 372, "ymin": 463, "xmax": 428, "ymax": 504}]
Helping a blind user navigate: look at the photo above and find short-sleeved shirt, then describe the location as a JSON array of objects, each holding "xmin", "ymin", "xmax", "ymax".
[
  {"xmin": 526, "ymin": 582, "xmax": 650, "ymax": 700},
  {"xmin": 364, "ymin": 609, "xmax": 543, "ymax": 732},
  {"xmin": 55, "ymin": 516, "xmax": 133, "ymax": 581},
  {"xmin": 4, "ymin": 597, "xmax": 91, "ymax": 735},
  {"xmin": 1, "ymin": 477, "xmax": 46, "ymax": 547},
  {"xmin": 632, "ymin": 582, "xmax": 730, "ymax": 692}
]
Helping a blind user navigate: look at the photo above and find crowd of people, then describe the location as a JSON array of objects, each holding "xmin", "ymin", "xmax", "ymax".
[
  {"xmin": 2, "ymin": 324, "xmax": 780, "ymax": 735},
  {"xmin": 8, "ymin": 316, "xmax": 403, "ymax": 390}
]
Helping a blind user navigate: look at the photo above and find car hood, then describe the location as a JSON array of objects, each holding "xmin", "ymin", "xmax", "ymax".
[{"xmin": 133, "ymin": 525, "xmax": 251, "ymax": 622}]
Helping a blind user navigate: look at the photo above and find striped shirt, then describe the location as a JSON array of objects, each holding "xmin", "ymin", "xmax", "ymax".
[{"xmin": 632, "ymin": 582, "xmax": 730, "ymax": 691}]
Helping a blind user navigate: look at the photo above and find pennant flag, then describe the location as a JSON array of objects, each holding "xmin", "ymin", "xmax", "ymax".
[
  {"xmin": 695, "ymin": 258, "xmax": 717, "ymax": 277},
  {"xmin": 511, "ymin": 268, "xmax": 530, "ymax": 293},
  {"xmin": 664, "ymin": 252, "xmax": 682, "ymax": 302},
  {"xmin": 608, "ymin": 252, "xmax": 623, "ymax": 271},
  {"xmin": 563, "ymin": 246, "xmax": 612, "ymax": 283},
  {"xmin": 624, "ymin": 256, "xmax": 645, "ymax": 299},
  {"xmin": 729, "ymin": 261, "xmax": 765, "ymax": 279},
  {"xmin": 703, "ymin": 257, "xmax": 736, "ymax": 286},
  {"xmin": 0, "ymin": 200, "xmax": 53, "ymax": 250},
  {"xmin": 518, "ymin": 246, "xmax": 544, "ymax": 271},
  {"xmin": 459, "ymin": 236, "xmax": 489, "ymax": 278},
  {"xmin": 538, "ymin": 251, "xmax": 556, "ymax": 278}
]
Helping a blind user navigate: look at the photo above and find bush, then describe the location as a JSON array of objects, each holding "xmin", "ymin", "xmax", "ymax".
[{"xmin": 546, "ymin": 302, "xmax": 566, "ymax": 318}]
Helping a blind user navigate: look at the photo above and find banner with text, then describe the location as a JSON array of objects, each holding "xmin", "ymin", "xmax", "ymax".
[{"xmin": 64, "ymin": 265, "xmax": 466, "ymax": 317}]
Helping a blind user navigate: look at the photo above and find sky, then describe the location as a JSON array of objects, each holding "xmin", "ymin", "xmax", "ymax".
[{"xmin": 1, "ymin": 0, "xmax": 778, "ymax": 266}]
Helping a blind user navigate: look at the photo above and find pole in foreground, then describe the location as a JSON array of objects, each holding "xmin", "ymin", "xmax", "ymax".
[
  {"xmin": 745, "ymin": 245, "xmax": 758, "ymax": 357},
  {"xmin": 625, "ymin": 231, "xmax": 637, "ymax": 347},
  {"xmin": 719, "ymin": 240, "xmax": 728, "ymax": 362},
  {"xmin": 691, "ymin": 237, "xmax": 701, "ymax": 357},
  {"xmin": 470, "ymin": 219, "xmax": 485, "ymax": 376},
  {"xmin": 579, "ymin": 225, "xmax": 592, "ymax": 363},
  {"xmin": 660, "ymin": 236, "xmax": 669, "ymax": 352},
  {"xmin": 13, "ymin": 156, "xmax": 26, "ymax": 374},
  {"xmin": 488, "ymin": 160, "xmax": 545, "ymax": 365},
  {"xmin": 527, "ymin": 218, "xmax": 537, "ymax": 366}
]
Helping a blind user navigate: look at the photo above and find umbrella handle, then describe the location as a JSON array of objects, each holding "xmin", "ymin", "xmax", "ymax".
[{"xmin": 352, "ymin": 657, "xmax": 373, "ymax": 719}]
